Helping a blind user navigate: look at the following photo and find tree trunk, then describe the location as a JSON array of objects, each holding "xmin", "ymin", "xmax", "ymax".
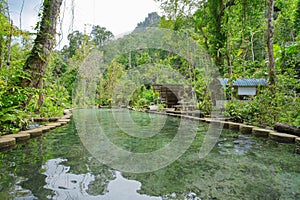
[
  {"xmin": 22, "ymin": 0, "xmax": 63, "ymax": 108},
  {"xmin": 267, "ymin": 0, "xmax": 276, "ymax": 86},
  {"xmin": 5, "ymin": 20, "xmax": 13, "ymax": 83}
]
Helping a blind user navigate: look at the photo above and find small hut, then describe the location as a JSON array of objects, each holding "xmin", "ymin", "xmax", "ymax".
[{"xmin": 218, "ymin": 78, "xmax": 268, "ymax": 99}]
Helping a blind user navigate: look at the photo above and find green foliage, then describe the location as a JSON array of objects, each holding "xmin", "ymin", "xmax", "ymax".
[
  {"xmin": 130, "ymin": 85, "xmax": 154, "ymax": 110},
  {"xmin": 1, "ymin": 0, "xmax": 299, "ymax": 135},
  {"xmin": 194, "ymin": 74, "xmax": 212, "ymax": 115},
  {"xmin": 0, "ymin": 2, "xmax": 114, "ymax": 135},
  {"xmin": 225, "ymin": 85, "xmax": 300, "ymax": 127},
  {"xmin": 97, "ymin": 61, "xmax": 125, "ymax": 106},
  {"xmin": 225, "ymin": 100, "xmax": 259, "ymax": 124},
  {"xmin": 0, "ymin": 55, "xmax": 31, "ymax": 135},
  {"xmin": 277, "ymin": 42, "xmax": 300, "ymax": 73},
  {"xmin": 163, "ymin": 0, "xmax": 300, "ymax": 127},
  {"xmin": 90, "ymin": 25, "xmax": 113, "ymax": 49},
  {"xmin": 28, "ymin": 84, "xmax": 70, "ymax": 118},
  {"xmin": 0, "ymin": 50, "xmax": 71, "ymax": 135},
  {"xmin": 0, "ymin": 31, "xmax": 72, "ymax": 135},
  {"xmin": 274, "ymin": 0, "xmax": 297, "ymax": 43},
  {"xmin": 96, "ymin": 42, "xmax": 199, "ymax": 109},
  {"xmin": 66, "ymin": 31, "xmax": 89, "ymax": 57},
  {"xmin": 295, "ymin": 0, "xmax": 300, "ymax": 37}
]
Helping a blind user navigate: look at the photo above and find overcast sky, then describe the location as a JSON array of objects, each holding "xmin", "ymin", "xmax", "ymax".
[{"xmin": 7, "ymin": 0, "xmax": 161, "ymax": 48}]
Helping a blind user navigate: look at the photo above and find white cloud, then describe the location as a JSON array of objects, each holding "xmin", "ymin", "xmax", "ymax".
[
  {"xmin": 78, "ymin": 0, "xmax": 160, "ymax": 34},
  {"xmin": 8, "ymin": 0, "xmax": 161, "ymax": 48}
]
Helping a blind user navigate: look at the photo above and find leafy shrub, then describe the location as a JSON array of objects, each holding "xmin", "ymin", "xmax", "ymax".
[
  {"xmin": 0, "ymin": 66, "xmax": 31, "ymax": 135},
  {"xmin": 225, "ymin": 86, "xmax": 300, "ymax": 128}
]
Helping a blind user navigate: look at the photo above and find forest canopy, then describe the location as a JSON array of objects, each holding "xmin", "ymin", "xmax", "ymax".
[{"xmin": 0, "ymin": 0, "xmax": 299, "ymax": 135}]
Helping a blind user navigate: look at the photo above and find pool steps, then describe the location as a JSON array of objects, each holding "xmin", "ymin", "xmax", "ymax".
[{"xmin": 0, "ymin": 110, "xmax": 72, "ymax": 151}]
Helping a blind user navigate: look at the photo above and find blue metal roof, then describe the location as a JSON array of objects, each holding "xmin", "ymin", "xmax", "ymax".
[{"xmin": 218, "ymin": 78, "xmax": 268, "ymax": 87}]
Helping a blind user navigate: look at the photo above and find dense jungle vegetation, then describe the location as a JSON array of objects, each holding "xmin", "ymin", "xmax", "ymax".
[{"xmin": 0, "ymin": 0, "xmax": 299, "ymax": 135}]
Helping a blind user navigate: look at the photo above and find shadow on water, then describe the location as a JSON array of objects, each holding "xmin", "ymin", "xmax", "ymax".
[{"xmin": 0, "ymin": 109, "xmax": 299, "ymax": 200}]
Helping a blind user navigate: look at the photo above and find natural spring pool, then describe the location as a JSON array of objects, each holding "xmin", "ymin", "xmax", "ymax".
[{"xmin": 0, "ymin": 109, "xmax": 299, "ymax": 200}]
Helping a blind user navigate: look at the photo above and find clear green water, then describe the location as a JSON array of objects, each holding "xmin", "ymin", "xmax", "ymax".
[{"xmin": 0, "ymin": 109, "xmax": 299, "ymax": 200}]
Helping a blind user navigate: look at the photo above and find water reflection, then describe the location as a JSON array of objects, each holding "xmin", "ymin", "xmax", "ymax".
[
  {"xmin": 103, "ymin": 171, "xmax": 161, "ymax": 200},
  {"xmin": 43, "ymin": 158, "xmax": 161, "ymax": 200},
  {"xmin": 0, "ymin": 110, "xmax": 299, "ymax": 200}
]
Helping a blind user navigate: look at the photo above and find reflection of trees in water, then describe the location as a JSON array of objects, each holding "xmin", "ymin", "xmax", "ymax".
[
  {"xmin": 59, "ymin": 155, "xmax": 115, "ymax": 197},
  {"xmin": 0, "ymin": 124, "xmax": 115, "ymax": 199},
  {"xmin": 43, "ymin": 158, "xmax": 162, "ymax": 200},
  {"xmin": 40, "ymin": 124, "xmax": 116, "ymax": 198},
  {"xmin": 0, "ymin": 136, "xmax": 53, "ymax": 198},
  {"xmin": 43, "ymin": 158, "xmax": 115, "ymax": 199},
  {"xmin": 1, "ymin": 117, "xmax": 300, "ymax": 199}
]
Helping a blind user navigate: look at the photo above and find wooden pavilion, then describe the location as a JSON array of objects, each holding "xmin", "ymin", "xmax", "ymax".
[{"xmin": 152, "ymin": 84, "xmax": 196, "ymax": 108}]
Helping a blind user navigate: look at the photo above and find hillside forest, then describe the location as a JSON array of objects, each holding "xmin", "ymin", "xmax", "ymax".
[{"xmin": 0, "ymin": 0, "xmax": 299, "ymax": 135}]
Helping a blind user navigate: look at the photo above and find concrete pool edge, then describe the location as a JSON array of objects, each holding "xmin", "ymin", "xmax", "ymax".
[
  {"xmin": 2, "ymin": 108, "xmax": 298, "ymax": 152},
  {"xmin": 147, "ymin": 110, "xmax": 300, "ymax": 149},
  {"xmin": 0, "ymin": 109, "xmax": 73, "ymax": 151}
]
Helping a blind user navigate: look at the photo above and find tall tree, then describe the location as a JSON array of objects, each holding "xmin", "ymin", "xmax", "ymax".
[
  {"xmin": 66, "ymin": 30, "xmax": 87, "ymax": 57},
  {"xmin": 22, "ymin": 0, "xmax": 63, "ymax": 109},
  {"xmin": 267, "ymin": 0, "xmax": 276, "ymax": 86},
  {"xmin": 90, "ymin": 25, "xmax": 113, "ymax": 49}
]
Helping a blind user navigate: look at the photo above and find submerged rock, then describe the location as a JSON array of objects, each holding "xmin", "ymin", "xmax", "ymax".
[{"xmin": 218, "ymin": 136, "xmax": 256, "ymax": 155}]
